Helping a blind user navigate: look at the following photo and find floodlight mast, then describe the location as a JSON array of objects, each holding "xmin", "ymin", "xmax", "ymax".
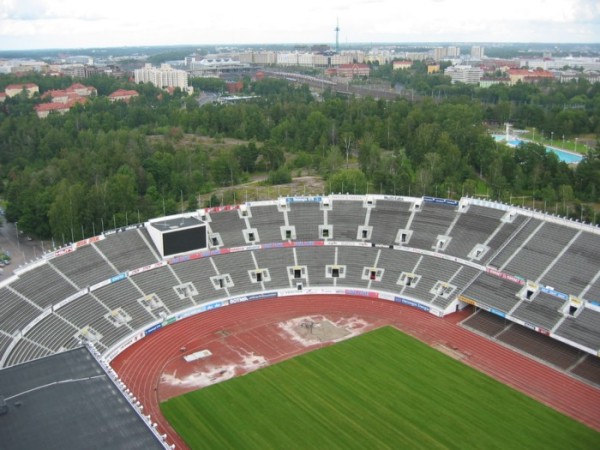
[{"xmin": 335, "ymin": 18, "xmax": 340, "ymax": 54}]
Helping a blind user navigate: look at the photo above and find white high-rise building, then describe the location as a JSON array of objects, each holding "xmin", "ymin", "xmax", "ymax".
[
  {"xmin": 134, "ymin": 64, "xmax": 191, "ymax": 92},
  {"xmin": 277, "ymin": 53, "xmax": 299, "ymax": 66},
  {"xmin": 444, "ymin": 65, "xmax": 483, "ymax": 84},
  {"xmin": 471, "ymin": 46, "xmax": 485, "ymax": 60},
  {"xmin": 433, "ymin": 47, "xmax": 446, "ymax": 61},
  {"xmin": 447, "ymin": 46, "xmax": 460, "ymax": 57}
]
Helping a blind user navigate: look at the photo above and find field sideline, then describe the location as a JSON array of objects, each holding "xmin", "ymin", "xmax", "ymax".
[{"xmin": 161, "ymin": 326, "xmax": 599, "ymax": 449}]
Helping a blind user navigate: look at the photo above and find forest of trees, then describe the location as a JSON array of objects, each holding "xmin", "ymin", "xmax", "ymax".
[{"xmin": 0, "ymin": 67, "xmax": 599, "ymax": 244}]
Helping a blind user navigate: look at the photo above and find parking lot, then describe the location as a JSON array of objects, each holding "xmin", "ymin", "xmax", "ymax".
[{"xmin": 0, "ymin": 221, "xmax": 48, "ymax": 278}]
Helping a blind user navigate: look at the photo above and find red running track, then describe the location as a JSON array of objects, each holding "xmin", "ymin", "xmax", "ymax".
[{"xmin": 111, "ymin": 295, "xmax": 600, "ymax": 449}]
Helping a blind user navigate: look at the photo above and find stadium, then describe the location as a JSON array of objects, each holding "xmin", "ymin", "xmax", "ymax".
[{"xmin": 0, "ymin": 194, "xmax": 599, "ymax": 449}]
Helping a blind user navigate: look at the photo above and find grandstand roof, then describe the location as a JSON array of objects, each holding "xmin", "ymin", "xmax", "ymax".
[{"xmin": 0, "ymin": 346, "xmax": 163, "ymax": 450}]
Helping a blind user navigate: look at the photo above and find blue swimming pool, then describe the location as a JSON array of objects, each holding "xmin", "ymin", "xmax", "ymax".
[{"xmin": 493, "ymin": 135, "xmax": 584, "ymax": 164}]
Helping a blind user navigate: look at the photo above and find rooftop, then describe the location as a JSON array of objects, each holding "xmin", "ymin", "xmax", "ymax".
[
  {"xmin": 0, "ymin": 347, "xmax": 163, "ymax": 450},
  {"xmin": 109, "ymin": 89, "xmax": 139, "ymax": 98},
  {"xmin": 149, "ymin": 216, "xmax": 204, "ymax": 232}
]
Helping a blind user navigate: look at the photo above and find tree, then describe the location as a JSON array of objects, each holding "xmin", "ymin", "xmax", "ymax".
[
  {"xmin": 267, "ymin": 166, "xmax": 292, "ymax": 185},
  {"xmin": 48, "ymin": 180, "xmax": 88, "ymax": 243},
  {"xmin": 328, "ymin": 169, "xmax": 368, "ymax": 194},
  {"xmin": 320, "ymin": 146, "xmax": 344, "ymax": 177},
  {"xmin": 235, "ymin": 142, "xmax": 259, "ymax": 173},
  {"xmin": 358, "ymin": 135, "xmax": 381, "ymax": 179},
  {"xmin": 341, "ymin": 132, "xmax": 354, "ymax": 168},
  {"xmin": 211, "ymin": 151, "xmax": 241, "ymax": 186},
  {"xmin": 186, "ymin": 194, "xmax": 199, "ymax": 212},
  {"xmin": 259, "ymin": 141, "xmax": 285, "ymax": 171},
  {"xmin": 190, "ymin": 77, "xmax": 226, "ymax": 93},
  {"xmin": 107, "ymin": 165, "xmax": 138, "ymax": 218}
]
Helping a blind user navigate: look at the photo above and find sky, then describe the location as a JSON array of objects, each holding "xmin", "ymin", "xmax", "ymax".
[{"xmin": 0, "ymin": 0, "xmax": 599, "ymax": 50}]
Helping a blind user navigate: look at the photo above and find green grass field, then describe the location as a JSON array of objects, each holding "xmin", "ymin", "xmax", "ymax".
[{"xmin": 161, "ymin": 327, "xmax": 599, "ymax": 449}]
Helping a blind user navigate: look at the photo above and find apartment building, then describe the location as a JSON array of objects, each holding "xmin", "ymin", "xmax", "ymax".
[
  {"xmin": 471, "ymin": 46, "xmax": 485, "ymax": 60},
  {"xmin": 134, "ymin": 63, "xmax": 191, "ymax": 92},
  {"xmin": 444, "ymin": 65, "xmax": 483, "ymax": 84}
]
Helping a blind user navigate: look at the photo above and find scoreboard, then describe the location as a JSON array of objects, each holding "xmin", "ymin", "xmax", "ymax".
[{"xmin": 147, "ymin": 216, "xmax": 207, "ymax": 258}]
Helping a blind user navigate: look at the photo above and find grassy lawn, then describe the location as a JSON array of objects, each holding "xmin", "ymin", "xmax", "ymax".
[{"xmin": 161, "ymin": 326, "xmax": 599, "ymax": 450}]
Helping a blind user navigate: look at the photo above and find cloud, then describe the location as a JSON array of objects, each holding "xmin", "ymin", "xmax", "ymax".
[
  {"xmin": 0, "ymin": 0, "xmax": 49, "ymax": 20},
  {"xmin": 0, "ymin": 0, "xmax": 105, "ymax": 21},
  {"xmin": 0, "ymin": 0, "xmax": 599, "ymax": 49}
]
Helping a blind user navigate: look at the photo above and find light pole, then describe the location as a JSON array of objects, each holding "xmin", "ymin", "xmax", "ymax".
[
  {"xmin": 15, "ymin": 221, "xmax": 20, "ymax": 252},
  {"xmin": 551, "ymin": 131, "xmax": 554, "ymax": 146}
]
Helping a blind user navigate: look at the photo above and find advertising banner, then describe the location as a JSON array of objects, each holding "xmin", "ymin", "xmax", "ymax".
[
  {"xmin": 394, "ymin": 296, "xmax": 431, "ymax": 312},
  {"xmin": 53, "ymin": 290, "xmax": 87, "ymax": 311},
  {"xmin": 128, "ymin": 261, "xmax": 166, "ymax": 276},
  {"xmin": 540, "ymin": 286, "xmax": 569, "ymax": 301},
  {"xmin": 489, "ymin": 307, "xmax": 506, "ymax": 318},
  {"xmin": 423, "ymin": 196, "xmax": 459, "ymax": 206},
  {"xmin": 459, "ymin": 295, "xmax": 476, "ymax": 306},
  {"xmin": 162, "ymin": 317, "xmax": 177, "ymax": 327},
  {"xmin": 144, "ymin": 322, "xmax": 162, "ymax": 336},
  {"xmin": 486, "ymin": 267, "xmax": 525, "ymax": 285},
  {"xmin": 344, "ymin": 289, "xmax": 379, "ymax": 298},
  {"xmin": 110, "ymin": 273, "xmax": 127, "ymax": 283},
  {"xmin": 286, "ymin": 196, "xmax": 322, "ymax": 203},
  {"xmin": 247, "ymin": 292, "xmax": 278, "ymax": 301},
  {"xmin": 76, "ymin": 235, "xmax": 104, "ymax": 248}
]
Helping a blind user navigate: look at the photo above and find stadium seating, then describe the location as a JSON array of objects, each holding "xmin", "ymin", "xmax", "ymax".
[
  {"xmin": 540, "ymin": 231, "xmax": 600, "ymax": 296},
  {"xmin": 368, "ymin": 200, "xmax": 411, "ymax": 245},
  {"xmin": 443, "ymin": 205, "xmax": 505, "ymax": 259},
  {"xmin": 457, "ymin": 272, "xmax": 522, "ymax": 313},
  {"xmin": 207, "ymin": 209, "xmax": 248, "ymax": 247},
  {"xmin": 488, "ymin": 218, "xmax": 543, "ymax": 269},
  {"xmin": 50, "ymin": 244, "xmax": 117, "ymax": 289},
  {"xmin": 502, "ymin": 222, "xmax": 579, "ymax": 283},
  {"xmin": 287, "ymin": 202, "xmax": 323, "ymax": 241},
  {"xmin": 248, "ymin": 204, "xmax": 286, "ymax": 242},
  {"xmin": 10, "ymin": 264, "xmax": 78, "ymax": 310},
  {"xmin": 329, "ymin": 200, "xmax": 367, "ymax": 240},
  {"xmin": 95, "ymin": 228, "xmax": 159, "ymax": 272},
  {"xmin": 409, "ymin": 202, "xmax": 457, "ymax": 251},
  {"xmin": 1, "ymin": 195, "xmax": 599, "ymax": 369},
  {"xmin": 554, "ymin": 308, "xmax": 600, "ymax": 351},
  {"xmin": 0, "ymin": 287, "xmax": 43, "ymax": 334},
  {"xmin": 511, "ymin": 291, "xmax": 567, "ymax": 331}
]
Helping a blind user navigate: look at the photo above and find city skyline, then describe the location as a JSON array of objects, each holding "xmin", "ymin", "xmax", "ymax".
[{"xmin": 0, "ymin": 0, "xmax": 599, "ymax": 51}]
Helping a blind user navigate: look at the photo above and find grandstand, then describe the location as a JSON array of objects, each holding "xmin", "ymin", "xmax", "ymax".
[{"xmin": 0, "ymin": 194, "xmax": 599, "ymax": 380}]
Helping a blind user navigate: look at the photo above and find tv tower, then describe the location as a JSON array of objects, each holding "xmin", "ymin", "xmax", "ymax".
[{"xmin": 335, "ymin": 18, "xmax": 340, "ymax": 54}]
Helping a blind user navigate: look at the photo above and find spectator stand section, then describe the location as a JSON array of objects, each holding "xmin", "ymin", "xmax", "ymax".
[{"xmin": 0, "ymin": 194, "xmax": 599, "ymax": 370}]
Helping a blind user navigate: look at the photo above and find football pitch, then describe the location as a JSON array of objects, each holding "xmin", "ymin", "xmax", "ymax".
[{"xmin": 161, "ymin": 326, "xmax": 599, "ymax": 449}]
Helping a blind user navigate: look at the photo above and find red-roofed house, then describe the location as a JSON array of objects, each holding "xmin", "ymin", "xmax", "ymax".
[
  {"xmin": 226, "ymin": 81, "xmax": 243, "ymax": 93},
  {"xmin": 393, "ymin": 60, "xmax": 413, "ymax": 70},
  {"xmin": 66, "ymin": 83, "xmax": 96, "ymax": 97},
  {"xmin": 34, "ymin": 102, "xmax": 71, "ymax": 118},
  {"xmin": 108, "ymin": 89, "xmax": 139, "ymax": 103},
  {"xmin": 5, "ymin": 83, "xmax": 39, "ymax": 98},
  {"xmin": 42, "ymin": 89, "xmax": 78, "ymax": 104},
  {"xmin": 34, "ymin": 97, "xmax": 87, "ymax": 118},
  {"xmin": 508, "ymin": 69, "xmax": 554, "ymax": 86},
  {"xmin": 336, "ymin": 63, "xmax": 370, "ymax": 78},
  {"xmin": 0, "ymin": 93, "xmax": 6, "ymax": 103}
]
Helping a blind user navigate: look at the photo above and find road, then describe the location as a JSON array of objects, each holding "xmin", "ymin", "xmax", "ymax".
[{"xmin": 0, "ymin": 221, "xmax": 49, "ymax": 278}]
